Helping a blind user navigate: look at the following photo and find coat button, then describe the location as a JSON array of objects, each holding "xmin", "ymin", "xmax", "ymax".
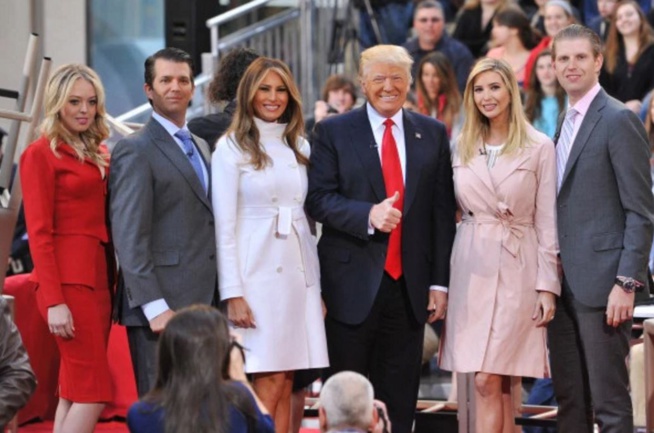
[
  {"xmin": 276, "ymin": 266, "xmax": 283, "ymax": 273},
  {"xmin": 272, "ymin": 196, "xmax": 278, "ymax": 203},
  {"xmin": 468, "ymin": 211, "xmax": 473, "ymax": 216},
  {"xmin": 209, "ymin": 254, "xmax": 215, "ymax": 260}
]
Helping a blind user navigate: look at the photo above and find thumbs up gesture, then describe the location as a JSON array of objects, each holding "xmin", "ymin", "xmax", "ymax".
[{"xmin": 370, "ymin": 192, "xmax": 402, "ymax": 233}]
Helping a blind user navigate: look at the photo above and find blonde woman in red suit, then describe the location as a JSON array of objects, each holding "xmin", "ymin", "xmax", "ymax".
[{"xmin": 20, "ymin": 64, "xmax": 113, "ymax": 433}]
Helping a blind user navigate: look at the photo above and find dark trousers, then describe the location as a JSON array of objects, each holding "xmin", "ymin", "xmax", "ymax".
[
  {"xmin": 126, "ymin": 326, "xmax": 159, "ymax": 397},
  {"xmin": 547, "ymin": 280, "xmax": 633, "ymax": 433},
  {"xmin": 323, "ymin": 274, "xmax": 424, "ymax": 433}
]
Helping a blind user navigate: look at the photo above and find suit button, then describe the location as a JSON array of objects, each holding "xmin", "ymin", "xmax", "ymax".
[
  {"xmin": 209, "ymin": 220, "xmax": 214, "ymax": 226},
  {"xmin": 276, "ymin": 266, "xmax": 283, "ymax": 273},
  {"xmin": 209, "ymin": 254, "xmax": 215, "ymax": 260},
  {"xmin": 468, "ymin": 211, "xmax": 473, "ymax": 216},
  {"xmin": 272, "ymin": 196, "xmax": 278, "ymax": 203}
]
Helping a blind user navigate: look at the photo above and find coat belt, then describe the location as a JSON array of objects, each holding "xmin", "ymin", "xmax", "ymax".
[{"xmin": 238, "ymin": 205, "xmax": 318, "ymax": 287}]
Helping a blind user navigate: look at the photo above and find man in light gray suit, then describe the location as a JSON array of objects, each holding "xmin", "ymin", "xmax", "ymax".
[
  {"xmin": 109, "ymin": 48, "xmax": 217, "ymax": 396},
  {"xmin": 550, "ymin": 24, "xmax": 654, "ymax": 432}
]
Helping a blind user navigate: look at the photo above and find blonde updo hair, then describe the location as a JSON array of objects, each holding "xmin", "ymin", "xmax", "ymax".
[{"xmin": 40, "ymin": 64, "xmax": 109, "ymax": 171}]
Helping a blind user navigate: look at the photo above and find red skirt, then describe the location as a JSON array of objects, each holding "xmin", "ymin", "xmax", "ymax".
[{"xmin": 35, "ymin": 244, "xmax": 113, "ymax": 403}]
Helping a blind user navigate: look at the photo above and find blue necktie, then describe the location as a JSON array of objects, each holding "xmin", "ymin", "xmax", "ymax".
[{"xmin": 174, "ymin": 129, "xmax": 207, "ymax": 192}]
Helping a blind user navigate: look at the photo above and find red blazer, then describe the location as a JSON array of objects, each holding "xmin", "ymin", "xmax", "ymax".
[{"xmin": 20, "ymin": 136, "xmax": 110, "ymax": 307}]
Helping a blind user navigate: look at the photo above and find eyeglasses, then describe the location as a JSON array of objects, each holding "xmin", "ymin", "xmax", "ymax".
[{"xmin": 417, "ymin": 17, "xmax": 442, "ymax": 23}]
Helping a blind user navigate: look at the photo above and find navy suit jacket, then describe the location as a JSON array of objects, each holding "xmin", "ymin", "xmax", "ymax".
[{"xmin": 306, "ymin": 106, "xmax": 456, "ymax": 325}]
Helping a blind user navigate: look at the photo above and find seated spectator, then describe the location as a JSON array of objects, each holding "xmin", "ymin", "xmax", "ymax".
[
  {"xmin": 305, "ymin": 74, "xmax": 357, "ymax": 142},
  {"xmin": 403, "ymin": 0, "xmax": 474, "ymax": 92},
  {"xmin": 0, "ymin": 296, "xmax": 37, "ymax": 431},
  {"xmin": 600, "ymin": 0, "xmax": 654, "ymax": 113},
  {"xmin": 529, "ymin": 0, "xmax": 548, "ymax": 34},
  {"xmin": 415, "ymin": 52, "xmax": 462, "ymax": 138},
  {"xmin": 523, "ymin": 0, "xmax": 576, "ymax": 89},
  {"xmin": 583, "ymin": 0, "xmax": 649, "ymax": 26},
  {"xmin": 524, "ymin": 49, "xmax": 566, "ymax": 139},
  {"xmin": 452, "ymin": 0, "xmax": 510, "ymax": 57},
  {"xmin": 487, "ymin": 6, "xmax": 540, "ymax": 87},
  {"xmin": 188, "ymin": 48, "xmax": 260, "ymax": 149},
  {"xmin": 588, "ymin": 0, "xmax": 617, "ymax": 40},
  {"xmin": 319, "ymin": 371, "xmax": 388, "ymax": 433},
  {"xmin": 127, "ymin": 305, "xmax": 273, "ymax": 433}
]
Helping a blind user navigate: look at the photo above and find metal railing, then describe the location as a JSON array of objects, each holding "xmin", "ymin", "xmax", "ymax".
[{"xmin": 116, "ymin": 0, "xmax": 351, "ymax": 125}]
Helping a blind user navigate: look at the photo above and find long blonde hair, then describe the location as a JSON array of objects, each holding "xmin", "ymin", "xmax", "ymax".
[
  {"xmin": 226, "ymin": 57, "xmax": 307, "ymax": 170},
  {"xmin": 39, "ymin": 64, "xmax": 109, "ymax": 172},
  {"xmin": 457, "ymin": 58, "xmax": 531, "ymax": 164}
]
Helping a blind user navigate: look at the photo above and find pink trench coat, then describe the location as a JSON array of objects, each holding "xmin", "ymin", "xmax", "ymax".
[{"xmin": 440, "ymin": 127, "xmax": 561, "ymax": 378}]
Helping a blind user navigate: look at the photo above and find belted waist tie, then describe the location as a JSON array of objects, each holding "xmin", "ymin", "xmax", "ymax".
[
  {"xmin": 461, "ymin": 212, "xmax": 533, "ymax": 257},
  {"xmin": 238, "ymin": 206, "xmax": 318, "ymax": 287}
]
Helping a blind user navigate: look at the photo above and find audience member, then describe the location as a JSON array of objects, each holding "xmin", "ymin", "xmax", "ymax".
[
  {"xmin": 188, "ymin": 48, "xmax": 260, "ymax": 149},
  {"xmin": 582, "ymin": 0, "xmax": 649, "ymax": 26},
  {"xmin": 110, "ymin": 48, "xmax": 218, "ymax": 396},
  {"xmin": 355, "ymin": 0, "xmax": 413, "ymax": 48},
  {"xmin": 529, "ymin": 0, "xmax": 548, "ymax": 34},
  {"xmin": 487, "ymin": 6, "xmax": 540, "ymax": 87},
  {"xmin": 0, "ymin": 296, "xmax": 37, "ymax": 431},
  {"xmin": 525, "ymin": 49, "xmax": 567, "ymax": 138},
  {"xmin": 415, "ymin": 52, "xmax": 462, "ymax": 138},
  {"xmin": 319, "ymin": 371, "xmax": 384, "ymax": 433},
  {"xmin": 523, "ymin": 0, "xmax": 576, "ymax": 89},
  {"xmin": 600, "ymin": 0, "xmax": 654, "ymax": 113},
  {"xmin": 440, "ymin": 58, "xmax": 559, "ymax": 433},
  {"xmin": 549, "ymin": 24, "xmax": 654, "ymax": 432},
  {"xmin": 305, "ymin": 74, "xmax": 357, "ymax": 142},
  {"xmin": 403, "ymin": 0, "xmax": 474, "ymax": 92},
  {"xmin": 20, "ymin": 64, "xmax": 114, "ymax": 433},
  {"xmin": 212, "ymin": 57, "xmax": 328, "ymax": 433},
  {"xmin": 453, "ymin": 0, "xmax": 510, "ymax": 57},
  {"xmin": 127, "ymin": 305, "xmax": 274, "ymax": 433},
  {"xmin": 306, "ymin": 44, "xmax": 456, "ymax": 433},
  {"xmin": 588, "ymin": 0, "xmax": 617, "ymax": 40}
]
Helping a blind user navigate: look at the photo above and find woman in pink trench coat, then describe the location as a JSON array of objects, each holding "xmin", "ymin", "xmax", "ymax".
[{"xmin": 439, "ymin": 58, "xmax": 560, "ymax": 432}]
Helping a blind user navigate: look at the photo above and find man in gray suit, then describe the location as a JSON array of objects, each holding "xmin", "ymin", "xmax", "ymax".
[
  {"xmin": 109, "ymin": 47, "xmax": 217, "ymax": 396},
  {"xmin": 550, "ymin": 24, "xmax": 654, "ymax": 432}
]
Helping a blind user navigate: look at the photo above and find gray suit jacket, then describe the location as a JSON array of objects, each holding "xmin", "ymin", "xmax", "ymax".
[
  {"xmin": 109, "ymin": 117, "xmax": 217, "ymax": 327},
  {"xmin": 557, "ymin": 88, "xmax": 654, "ymax": 307}
]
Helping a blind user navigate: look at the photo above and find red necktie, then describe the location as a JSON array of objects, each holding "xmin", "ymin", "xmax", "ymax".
[{"xmin": 381, "ymin": 119, "xmax": 403, "ymax": 279}]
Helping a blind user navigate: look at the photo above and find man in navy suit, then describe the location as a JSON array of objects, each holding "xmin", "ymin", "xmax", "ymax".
[{"xmin": 306, "ymin": 44, "xmax": 456, "ymax": 433}]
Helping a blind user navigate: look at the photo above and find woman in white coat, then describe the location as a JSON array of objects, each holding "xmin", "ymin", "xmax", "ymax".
[{"xmin": 212, "ymin": 57, "xmax": 328, "ymax": 433}]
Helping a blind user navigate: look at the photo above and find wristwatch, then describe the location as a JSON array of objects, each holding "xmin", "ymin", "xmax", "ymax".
[{"xmin": 614, "ymin": 276, "xmax": 643, "ymax": 293}]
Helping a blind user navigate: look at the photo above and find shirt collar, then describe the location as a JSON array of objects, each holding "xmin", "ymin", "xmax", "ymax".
[
  {"xmin": 568, "ymin": 82, "xmax": 601, "ymax": 116},
  {"xmin": 366, "ymin": 103, "xmax": 404, "ymax": 132},
  {"xmin": 152, "ymin": 111, "xmax": 188, "ymax": 137}
]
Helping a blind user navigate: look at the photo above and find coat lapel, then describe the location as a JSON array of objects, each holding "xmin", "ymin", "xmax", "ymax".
[
  {"xmin": 146, "ymin": 119, "xmax": 212, "ymax": 210},
  {"xmin": 402, "ymin": 112, "xmax": 425, "ymax": 216},
  {"xmin": 492, "ymin": 147, "xmax": 532, "ymax": 186},
  {"xmin": 349, "ymin": 107, "xmax": 386, "ymax": 202},
  {"xmin": 560, "ymin": 90, "xmax": 605, "ymax": 189},
  {"xmin": 464, "ymin": 143, "xmax": 496, "ymax": 195}
]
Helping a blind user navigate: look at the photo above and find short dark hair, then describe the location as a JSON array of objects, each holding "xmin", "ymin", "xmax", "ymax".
[
  {"xmin": 551, "ymin": 24, "xmax": 602, "ymax": 59},
  {"xmin": 414, "ymin": 0, "xmax": 444, "ymax": 18},
  {"xmin": 208, "ymin": 47, "xmax": 260, "ymax": 104},
  {"xmin": 144, "ymin": 47, "xmax": 194, "ymax": 88},
  {"xmin": 321, "ymin": 75, "xmax": 357, "ymax": 102}
]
